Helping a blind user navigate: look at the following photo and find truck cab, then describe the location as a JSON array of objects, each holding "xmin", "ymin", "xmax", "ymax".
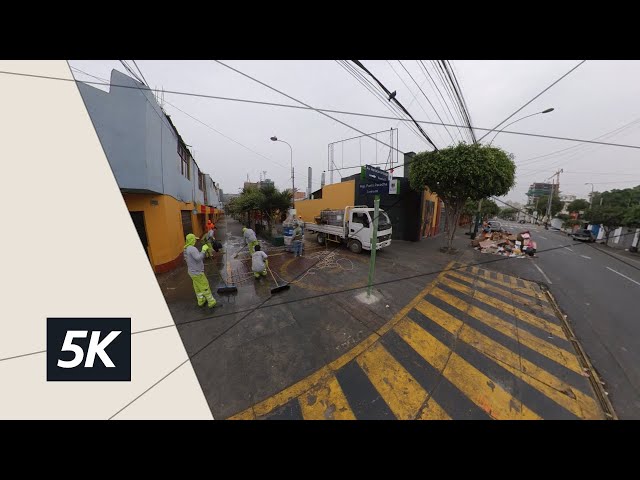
[
  {"xmin": 306, "ymin": 205, "xmax": 393, "ymax": 254},
  {"xmin": 347, "ymin": 207, "xmax": 393, "ymax": 253}
]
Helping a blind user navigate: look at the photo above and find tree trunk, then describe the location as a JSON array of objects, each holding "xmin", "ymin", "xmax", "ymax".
[{"xmin": 445, "ymin": 201, "xmax": 463, "ymax": 251}]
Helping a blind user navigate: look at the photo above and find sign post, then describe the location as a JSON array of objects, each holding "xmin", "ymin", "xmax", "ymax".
[{"xmin": 367, "ymin": 195, "xmax": 380, "ymax": 297}]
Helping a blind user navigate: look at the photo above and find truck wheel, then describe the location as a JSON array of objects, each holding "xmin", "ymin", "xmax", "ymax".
[
  {"xmin": 348, "ymin": 239, "xmax": 362, "ymax": 254},
  {"xmin": 317, "ymin": 233, "xmax": 325, "ymax": 245}
]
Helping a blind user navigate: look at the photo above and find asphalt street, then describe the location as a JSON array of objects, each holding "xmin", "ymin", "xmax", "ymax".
[{"xmin": 472, "ymin": 221, "xmax": 640, "ymax": 419}]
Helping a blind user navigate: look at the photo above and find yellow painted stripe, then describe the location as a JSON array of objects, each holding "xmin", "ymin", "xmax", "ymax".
[
  {"xmin": 357, "ymin": 343, "xmax": 441, "ymax": 420},
  {"xmin": 431, "ymin": 288, "xmax": 583, "ymax": 374},
  {"xmin": 394, "ymin": 317, "xmax": 541, "ymax": 420},
  {"xmin": 467, "ymin": 266, "xmax": 544, "ymax": 300},
  {"xmin": 227, "ymin": 260, "xmax": 459, "ymax": 419},
  {"xmin": 227, "ymin": 408, "xmax": 256, "ymax": 420},
  {"xmin": 417, "ymin": 300, "xmax": 603, "ymax": 420},
  {"xmin": 417, "ymin": 399, "xmax": 451, "ymax": 420},
  {"xmin": 299, "ymin": 375, "xmax": 356, "ymax": 420},
  {"xmin": 441, "ymin": 277, "xmax": 565, "ymax": 338},
  {"xmin": 446, "ymin": 270, "xmax": 557, "ymax": 317}
]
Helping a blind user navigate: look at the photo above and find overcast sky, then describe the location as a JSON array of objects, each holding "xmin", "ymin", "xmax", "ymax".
[{"xmin": 69, "ymin": 60, "xmax": 640, "ymax": 205}]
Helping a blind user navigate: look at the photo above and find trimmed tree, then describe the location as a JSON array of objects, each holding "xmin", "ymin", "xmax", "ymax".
[
  {"xmin": 409, "ymin": 143, "xmax": 516, "ymax": 251},
  {"xmin": 567, "ymin": 198, "xmax": 590, "ymax": 213},
  {"xmin": 535, "ymin": 194, "xmax": 563, "ymax": 221}
]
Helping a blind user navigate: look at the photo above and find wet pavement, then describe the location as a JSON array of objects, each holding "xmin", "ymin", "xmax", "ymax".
[{"xmin": 156, "ymin": 216, "xmax": 462, "ymax": 418}]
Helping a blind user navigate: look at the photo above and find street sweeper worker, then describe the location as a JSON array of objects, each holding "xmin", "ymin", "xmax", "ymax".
[
  {"xmin": 293, "ymin": 222, "xmax": 303, "ymax": 257},
  {"xmin": 204, "ymin": 228, "xmax": 220, "ymax": 257},
  {"xmin": 251, "ymin": 244, "xmax": 268, "ymax": 279},
  {"xmin": 243, "ymin": 226, "xmax": 259, "ymax": 255},
  {"xmin": 206, "ymin": 219, "xmax": 215, "ymax": 232},
  {"xmin": 183, "ymin": 233, "xmax": 217, "ymax": 308}
]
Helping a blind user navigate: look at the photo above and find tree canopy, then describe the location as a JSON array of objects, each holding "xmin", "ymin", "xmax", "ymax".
[
  {"xmin": 409, "ymin": 143, "xmax": 516, "ymax": 250},
  {"xmin": 535, "ymin": 194, "xmax": 563, "ymax": 219},
  {"xmin": 567, "ymin": 198, "xmax": 590, "ymax": 213}
]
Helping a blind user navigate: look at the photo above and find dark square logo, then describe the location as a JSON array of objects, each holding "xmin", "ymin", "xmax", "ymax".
[{"xmin": 47, "ymin": 318, "xmax": 131, "ymax": 381}]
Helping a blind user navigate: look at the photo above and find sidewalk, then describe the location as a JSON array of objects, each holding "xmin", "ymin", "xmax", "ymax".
[{"xmin": 156, "ymin": 218, "xmax": 474, "ymax": 418}]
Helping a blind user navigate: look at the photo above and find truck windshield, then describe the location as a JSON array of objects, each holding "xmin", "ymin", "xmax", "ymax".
[{"xmin": 377, "ymin": 212, "xmax": 392, "ymax": 230}]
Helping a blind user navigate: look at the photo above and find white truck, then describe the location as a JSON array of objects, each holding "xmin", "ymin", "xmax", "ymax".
[{"xmin": 304, "ymin": 206, "xmax": 393, "ymax": 254}]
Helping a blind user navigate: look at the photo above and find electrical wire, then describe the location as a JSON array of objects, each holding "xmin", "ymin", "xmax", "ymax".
[
  {"xmin": 477, "ymin": 60, "xmax": 587, "ymax": 143},
  {"xmin": 389, "ymin": 60, "xmax": 451, "ymax": 145},
  {"xmin": 6, "ymin": 69, "xmax": 640, "ymax": 152}
]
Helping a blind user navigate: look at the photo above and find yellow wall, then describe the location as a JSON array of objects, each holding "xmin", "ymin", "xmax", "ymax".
[
  {"xmin": 294, "ymin": 180, "xmax": 355, "ymax": 222},
  {"xmin": 123, "ymin": 193, "xmax": 203, "ymax": 270}
]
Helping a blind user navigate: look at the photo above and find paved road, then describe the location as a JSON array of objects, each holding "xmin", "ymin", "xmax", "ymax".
[{"xmin": 476, "ymin": 221, "xmax": 640, "ymax": 419}]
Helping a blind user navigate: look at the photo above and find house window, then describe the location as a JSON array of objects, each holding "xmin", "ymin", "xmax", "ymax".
[
  {"xmin": 178, "ymin": 143, "xmax": 190, "ymax": 180},
  {"xmin": 198, "ymin": 172, "xmax": 205, "ymax": 191}
]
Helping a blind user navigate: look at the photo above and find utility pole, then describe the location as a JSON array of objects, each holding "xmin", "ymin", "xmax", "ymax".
[{"xmin": 545, "ymin": 169, "xmax": 563, "ymax": 226}]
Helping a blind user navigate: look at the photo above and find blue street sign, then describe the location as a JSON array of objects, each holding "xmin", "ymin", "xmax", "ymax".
[
  {"xmin": 359, "ymin": 182, "xmax": 388, "ymax": 195},
  {"xmin": 361, "ymin": 165, "xmax": 390, "ymax": 184}
]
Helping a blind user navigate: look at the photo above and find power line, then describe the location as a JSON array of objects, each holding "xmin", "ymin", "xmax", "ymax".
[
  {"xmin": 444, "ymin": 60, "xmax": 477, "ymax": 144},
  {"xmin": 477, "ymin": 60, "xmax": 587, "ymax": 143},
  {"xmin": 393, "ymin": 60, "xmax": 454, "ymax": 145},
  {"xmin": 350, "ymin": 60, "xmax": 439, "ymax": 151},
  {"xmin": 6, "ymin": 69, "xmax": 640, "ymax": 152},
  {"xmin": 131, "ymin": 60, "xmax": 149, "ymax": 86},
  {"xmin": 418, "ymin": 60, "xmax": 466, "ymax": 144},
  {"xmin": 337, "ymin": 60, "xmax": 428, "ymax": 148},
  {"xmin": 432, "ymin": 60, "xmax": 472, "ymax": 143},
  {"xmin": 212, "ymin": 60, "xmax": 408, "ymax": 157}
]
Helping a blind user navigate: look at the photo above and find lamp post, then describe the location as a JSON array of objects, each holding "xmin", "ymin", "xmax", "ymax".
[
  {"xmin": 585, "ymin": 182, "xmax": 595, "ymax": 205},
  {"xmin": 270, "ymin": 136, "xmax": 294, "ymax": 208},
  {"xmin": 488, "ymin": 108, "xmax": 555, "ymax": 146}
]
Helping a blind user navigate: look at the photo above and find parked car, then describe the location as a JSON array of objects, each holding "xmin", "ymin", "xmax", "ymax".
[
  {"xmin": 487, "ymin": 221, "xmax": 502, "ymax": 231},
  {"xmin": 569, "ymin": 229, "xmax": 595, "ymax": 242}
]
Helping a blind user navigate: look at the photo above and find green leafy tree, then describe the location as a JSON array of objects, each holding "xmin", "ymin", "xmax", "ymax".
[
  {"xmin": 229, "ymin": 185, "xmax": 292, "ymax": 236},
  {"xmin": 567, "ymin": 198, "xmax": 590, "ymax": 213},
  {"xmin": 499, "ymin": 207, "xmax": 519, "ymax": 220},
  {"xmin": 409, "ymin": 143, "xmax": 516, "ymax": 251},
  {"xmin": 535, "ymin": 194, "xmax": 563, "ymax": 220},
  {"xmin": 624, "ymin": 204, "xmax": 640, "ymax": 227}
]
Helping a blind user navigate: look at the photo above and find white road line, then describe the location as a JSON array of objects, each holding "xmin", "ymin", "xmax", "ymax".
[
  {"xmin": 533, "ymin": 264, "xmax": 553, "ymax": 284},
  {"xmin": 564, "ymin": 247, "xmax": 575, "ymax": 252},
  {"xmin": 538, "ymin": 236, "xmax": 548, "ymax": 240},
  {"xmin": 606, "ymin": 267, "xmax": 640, "ymax": 287},
  {"xmin": 580, "ymin": 255, "xmax": 592, "ymax": 260}
]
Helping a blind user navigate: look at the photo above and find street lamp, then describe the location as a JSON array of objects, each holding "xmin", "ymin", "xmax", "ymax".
[
  {"xmin": 585, "ymin": 182, "xmax": 595, "ymax": 205},
  {"xmin": 488, "ymin": 108, "xmax": 555, "ymax": 145},
  {"xmin": 270, "ymin": 136, "xmax": 294, "ymax": 208}
]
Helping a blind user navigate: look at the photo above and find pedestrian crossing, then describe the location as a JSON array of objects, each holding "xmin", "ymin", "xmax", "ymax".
[{"xmin": 227, "ymin": 262, "xmax": 606, "ymax": 420}]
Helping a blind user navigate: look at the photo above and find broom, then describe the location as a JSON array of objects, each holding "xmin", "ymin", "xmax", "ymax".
[{"xmin": 267, "ymin": 265, "xmax": 290, "ymax": 294}]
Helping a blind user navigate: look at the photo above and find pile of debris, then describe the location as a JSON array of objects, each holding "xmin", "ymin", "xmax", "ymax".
[{"xmin": 471, "ymin": 229, "xmax": 537, "ymax": 258}]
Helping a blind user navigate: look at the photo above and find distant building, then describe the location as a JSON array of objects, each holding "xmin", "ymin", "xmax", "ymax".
[
  {"xmin": 526, "ymin": 182, "xmax": 559, "ymax": 206},
  {"xmin": 77, "ymin": 69, "xmax": 223, "ymax": 273},
  {"xmin": 560, "ymin": 193, "xmax": 577, "ymax": 214}
]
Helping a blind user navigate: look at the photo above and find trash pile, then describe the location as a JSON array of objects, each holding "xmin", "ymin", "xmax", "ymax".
[{"xmin": 471, "ymin": 229, "xmax": 537, "ymax": 258}]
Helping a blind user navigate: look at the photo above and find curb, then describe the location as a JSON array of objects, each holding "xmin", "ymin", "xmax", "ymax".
[{"xmin": 541, "ymin": 285, "xmax": 618, "ymax": 420}]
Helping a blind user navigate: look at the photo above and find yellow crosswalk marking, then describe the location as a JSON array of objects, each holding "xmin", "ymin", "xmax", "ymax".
[
  {"xmin": 440, "ymin": 278, "xmax": 565, "ymax": 338},
  {"xmin": 299, "ymin": 375, "xmax": 356, "ymax": 420},
  {"xmin": 431, "ymin": 288, "xmax": 583, "ymax": 374},
  {"xmin": 356, "ymin": 342, "xmax": 448, "ymax": 420},
  {"xmin": 416, "ymin": 300, "xmax": 603, "ymax": 420},
  {"xmin": 466, "ymin": 266, "xmax": 545, "ymax": 301},
  {"xmin": 394, "ymin": 317, "xmax": 541, "ymax": 420},
  {"xmin": 446, "ymin": 270, "xmax": 557, "ymax": 317}
]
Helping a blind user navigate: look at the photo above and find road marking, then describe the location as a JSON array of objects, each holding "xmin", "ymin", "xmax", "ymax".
[
  {"xmin": 299, "ymin": 375, "xmax": 356, "ymax": 420},
  {"xmin": 356, "ymin": 342, "xmax": 436, "ymax": 420},
  {"xmin": 228, "ymin": 263, "xmax": 605, "ymax": 420},
  {"xmin": 606, "ymin": 267, "xmax": 640, "ymax": 287},
  {"xmin": 580, "ymin": 255, "xmax": 591, "ymax": 260},
  {"xmin": 418, "ymin": 300, "xmax": 603, "ymax": 419},
  {"xmin": 431, "ymin": 288, "xmax": 582, "ymax": 374},
  {"xmin": 440, "ymin": 278, "xmax": 565, "ymax": 338},
  {"xmin": 395, "ymin": 317, "xmax": 541, "ymax": 420},
  {"xmin": 564, "ymin": 247, "xmax": 575, "ymax": 253},
  {"xmin": 538, "ymin": 236, "xmax": 548, "ymax": 240},
  {"xmin": 533, "ymin": 264, "xmax": 553, "ymax": 284}
]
